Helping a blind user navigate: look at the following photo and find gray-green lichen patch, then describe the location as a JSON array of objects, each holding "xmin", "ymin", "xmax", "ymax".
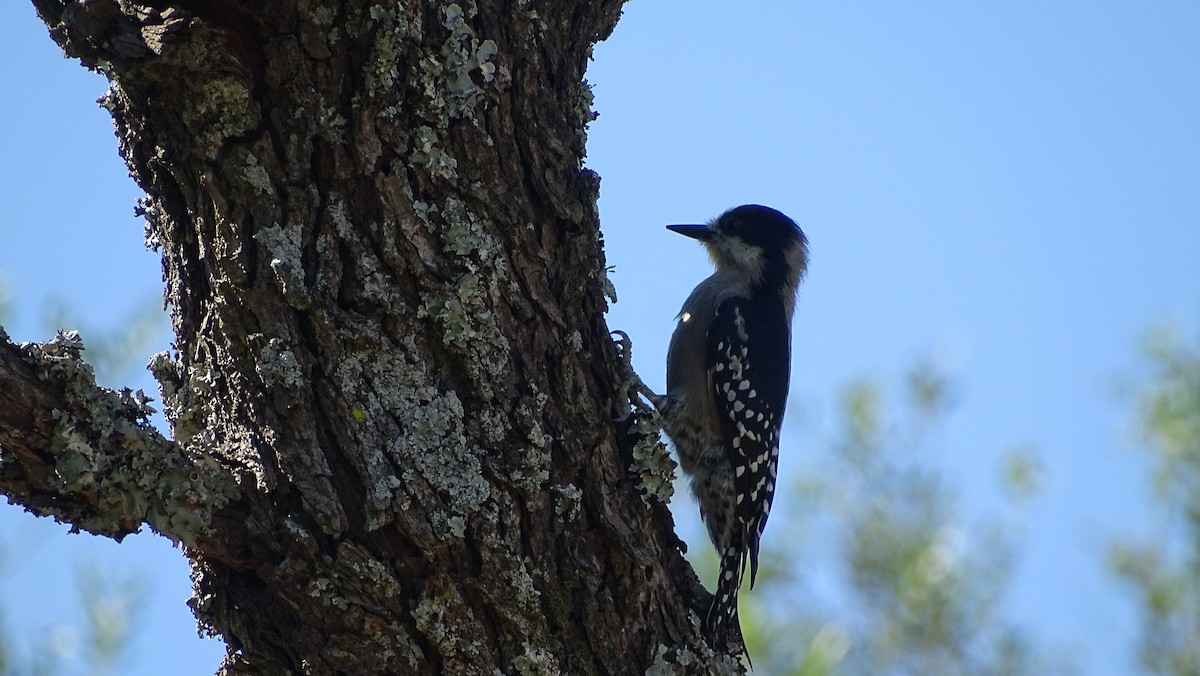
[
  {"xmin": 412, "ymin": 578, "xmax": 488, "ymax": 663},
  {"xmin": 323, "ymin": 198, "xmax": 409, "ymax": 310},
  {"xmin": 305, "ymin": 577, "xmax": 348, "ymax": 610},
  {"xmin": 628, "ymin": 410, "xmax": 677, "ymax": 507},
  {"xmin": 645, "ymin": 642, "xmax": 740, "ymax": 676},
  {"xmin": 331, "ymin": 331, "xmax": 495, "ymax": 534},
  {"xmin": 387, "ymin": 388, "xmax": 490, "ymax": 518},
  {"xmin": 296, "ymin": 542, "xmax": 422, "ymax": 670},
  {"xmin": 566, "ymin": 330, "xmax": 583, "ymax": 353},
  {"xmin": 476, "ymin": 39, "xmax": 498, "ymax": 81},
  {"xmin": 255, "ymin": 338, "xmax": 304, "ymax": 394},
  {"xmin": 575, "ymin": 78, "xmax": 598, "ymax": 128},
  {"xmin": 512, "ymin": 642, "xmax": 561, "ymax": 676},
  {"xmin": 645, "ymin": 644, "xmax": 675, "ymax": 676},
  {"xmin": 434, "ymin": 198, "xmax": 507, "ymax": 273},
  {"xmin": 327, "ymin": 196, "xmax": 355, "ymax": 234},
  {"xmin": 508, "ymin": 396, "xmax": 551, "ymax": 495},
  {"xmin": 254, "ymin": 222, "xmax": 311, "ymax": 309},
  {"xmin": 417, "ymin": 282, "xmax": 509, "ymax": 399},
  {"xmin": 674, "ymin": 646, "xmax": 697, "ymax": 668},
  {"xmin": 305, "ymin": 4, "xmax": 344, "ymax": 51},
  {"xmin": 506, "ymin": 558, "xmax": 541, "ymax": 611},
  {"xmin": 326, "ymin": 198, "xmax": 410, "ymax": 309},
  {"xmin": 241, "ymin": 152, "xmax": 274, "ymax": 194},
  {"xmin": 368, "ymin": 0, "xmax": 504, "ymax": 137},
  {"xmin": 308, "ymin": 5, "xmax": 337, "ymax": 27},
  {"xmin": 410, "ymin": 125, "xmax": 458, "ymax": 180},
  {"xmin": 147, "ymin": 350, "xmax": 256, "ymax": 506},
  {"xmin": 177, "ymin": 71, "xmax": 256, "ymax": 161},
  {"xmin": 23, "ymin": 332, "xmax": 238, "ymax": 543},
  {"xmin": 364, "ymin": 3, "xmax": 416, "ymax": 97},
  {"xmin": 441, "ymin": 12, "xmax": 497, "ymax": 107},
  {"xmin": 149, "ymin": 350, "xmax": 211, "ymax": 447},
  {"xmin": 445, "ymin": 513, "xmax": 467, "ymax": 538},
  {"xmin": 551, "ymin": 484, "xmax": 582, "ymax": 521},
  {"xmin": 316, "ymin": 103, "xmax": 348, "ymax": 144},
  {"xmin": 414, "ymin": 198, "xmax": 512, "ymax": 401},
  {"xmin": 472, "ymin": 406, "xmax": 509, "ymax": 448},
  {"xmin": 424, "ymin": 3, "xmax": 502, "ymax": 120}
]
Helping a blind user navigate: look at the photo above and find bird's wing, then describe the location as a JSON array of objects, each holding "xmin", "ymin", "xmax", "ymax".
[{"xmin": 706, "ymin": 297, "xmax": 790, "ymax": 586}]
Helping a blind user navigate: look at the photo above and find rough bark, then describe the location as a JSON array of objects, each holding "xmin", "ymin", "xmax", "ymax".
[{"xmin": 2, "ymin": 1, "xmax": 739, "ymax": 673}]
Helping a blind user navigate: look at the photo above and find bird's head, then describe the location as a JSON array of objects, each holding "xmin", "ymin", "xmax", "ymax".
[{"xmin": 668, "ymin": 204, "xmax": 809, "ymax": 294}]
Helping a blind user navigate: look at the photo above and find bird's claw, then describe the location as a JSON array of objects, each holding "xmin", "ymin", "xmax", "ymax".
[{"xmin": 611, "ymin": 330, "xmax": 655, "ymax": 421}]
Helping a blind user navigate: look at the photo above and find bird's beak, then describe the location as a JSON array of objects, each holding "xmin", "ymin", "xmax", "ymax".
[{"xmin": 666, "ymin": 224, "xmax": 714, "ymax": 242}]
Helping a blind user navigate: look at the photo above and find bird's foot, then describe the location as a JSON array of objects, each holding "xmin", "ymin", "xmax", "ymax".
[{"xmin": 611, "ymin": 330, "xmax": 658, "ymax": 421}]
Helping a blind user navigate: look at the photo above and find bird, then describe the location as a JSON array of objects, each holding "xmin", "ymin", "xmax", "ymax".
[{"xmin": 615, "ymin": 204, "xmax": 809, "ymax": 658}]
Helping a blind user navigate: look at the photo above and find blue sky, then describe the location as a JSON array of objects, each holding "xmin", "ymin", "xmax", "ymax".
[{"xmin": 3, "ymin": 2, "xmax": 1199, "ymax": 674}]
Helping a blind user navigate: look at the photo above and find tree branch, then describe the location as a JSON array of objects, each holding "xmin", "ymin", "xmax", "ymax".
[{"xmin": 0, "ymin": 326, "xmax": 237, "ymax": 542}]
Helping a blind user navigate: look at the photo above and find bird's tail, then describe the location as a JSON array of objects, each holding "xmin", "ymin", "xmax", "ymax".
[{"xmin": 706, "ymin": 545, "xmax": 750, "ymax": 663}]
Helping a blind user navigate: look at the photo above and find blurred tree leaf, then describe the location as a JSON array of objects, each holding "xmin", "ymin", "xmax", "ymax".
[
  {"xmin": 78, "ymin": 562, "xmax": 147, "ymax": 675},
  {"xmin": 0, "ymin": 556, "xmax": 145, "ymax": 676},
  {"xmin": 0, "ymin": 276, "xmax": 10, "ymax": 325},
  {"xmin": 1110, "ymin": 322, "xmax": 1200, "ymax": 676},
  {"xmin": 1000, "ymin": 446, "xmax": 1044, "ymax": 505}
]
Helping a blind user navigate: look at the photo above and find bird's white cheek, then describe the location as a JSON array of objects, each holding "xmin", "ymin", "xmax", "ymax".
[{"xmin": 722, "ymin": 239, "xmax": 765, "ymax": 277}]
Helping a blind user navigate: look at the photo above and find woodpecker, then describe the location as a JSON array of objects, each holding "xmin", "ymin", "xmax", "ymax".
[{"xmin": 617, "ymin": 204, "xmax": 808, "ymax": 657}]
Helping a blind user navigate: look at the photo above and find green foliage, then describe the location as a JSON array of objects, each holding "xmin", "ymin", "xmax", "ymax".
[
  {"xmin": 0, "ymin": 276, "xmax": 10, "ymax": 325},
  {"xmin": 78, "ymin": 563, "xmax": 148, "ymax": 674},
  {"xmin": 999, "ymin": 447, "xmax": 1043, "ymax": 504},
  {"xmin": 1109, "ymin": 323, "xmax": 1200, "ymax": 676},
  {"xmin": 0, "ymin": 558, "xmax": 145, "ymax": 676}
]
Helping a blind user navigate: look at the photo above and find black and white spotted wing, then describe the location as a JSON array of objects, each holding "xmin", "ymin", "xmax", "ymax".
[{"xmin": 706, "ymin": 296, "xmax": 790, "ymax": 586}]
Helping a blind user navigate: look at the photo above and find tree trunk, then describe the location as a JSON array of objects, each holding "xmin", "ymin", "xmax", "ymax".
[{"xmin": 1, "ymin": 1, "xmax": 735, "ymax": 673}]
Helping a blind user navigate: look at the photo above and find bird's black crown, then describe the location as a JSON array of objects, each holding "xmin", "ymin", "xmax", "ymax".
[{"xmin": 713, "ymin": 204, "xmax": 805, "ymax": 251}]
